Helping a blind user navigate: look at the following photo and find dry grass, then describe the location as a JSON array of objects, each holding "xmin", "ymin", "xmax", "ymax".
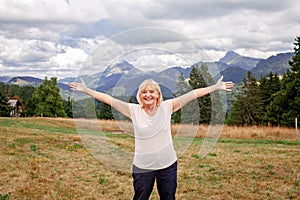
[
  {"xmin": 0, "ymin": 117, "xmax": 299, "ymax": 199},
  {"xmin": 172, "ymin": 123, "xmax": 297, "ymax": 141},
  {"xmin": 220, "ymin": 125, "xmax": 297, "ymax": 141}
]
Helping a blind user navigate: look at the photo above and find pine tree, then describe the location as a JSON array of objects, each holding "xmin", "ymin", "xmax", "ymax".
[
  {"xmin": 0, "ymin": 90, "xmax": 11, "ymax": 117},
  {"xmin": 31, "ymin": 77, "xmax": 66, "ymax": 117},
  {"xmin": 98, "ymin": 102, "xmax": 113, "ymax": 120},
  {"xmin": 188, "ymin": 64, "xmax": 216, "ymax": 124},
  {"xmin": 63, "ymin": 97, "xmax": 73, "ymax": 118},
  {"xmin": 72, "ymin": 100, "xmax": 86, "ymax": 118},
  {"xmin": 286, "ymin": 36, "xmax": 300, "ymax": 125},
  {"xmin": 20, "ymin": 85, "xmax": 35, "ymax": 115},
  {"xmin": 267, "ymin": 36, "xmax": 300, "ymax": 126},
  {"xmin": 259, "ymin": 72, "xmax": 281, "ymax": 106},
  {"xmin": 85, "ymin": 98, "xmax": 96, "ymax": 119},
  {"xmin": 172, "ymin": 73, "xmax": 193, "ymax": 123},
  {"xmin": 259, "ymin": 72, "xmax": 281, "ymax": 125},
  {"xmin": 175, "ymin": 73, "xmax": 191, "ymax": 96},
  {"xmin": 229, "ymin": 71, "xmax": 265, "ymax": 126}
]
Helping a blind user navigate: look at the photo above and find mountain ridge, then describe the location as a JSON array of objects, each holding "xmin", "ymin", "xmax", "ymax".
[
  {"xmin": 0, "ymin": 51, "xmax": 293, "ymax": 99},
  {"xmin": 219, "ymin": 50, "xmax": 262, "ymax": 70}
]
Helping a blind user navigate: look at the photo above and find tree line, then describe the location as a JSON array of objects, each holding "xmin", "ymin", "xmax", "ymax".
[
  {"xmin": 173, "ymin": 36, "xmax": 299, "ymax": 127},
  {"xmin": 0, "ymin": 77, "xmax": 69, "ymax": 118},
  {"xmin": 0, "ymin": 36, "xmax": 299, "ymax": 127},
  {"xmin": 0, "ymin": 77, "xmax": 119, "ymax": 120},
  {"xmin": 228, "ymin": 36, "xmax": 300, "ymax": 127}
]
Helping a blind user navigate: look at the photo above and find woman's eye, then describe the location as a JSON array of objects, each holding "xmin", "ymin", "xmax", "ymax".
[{"xmin": 141, "ymin": 89, "xmax": 156, "ymax": 94}]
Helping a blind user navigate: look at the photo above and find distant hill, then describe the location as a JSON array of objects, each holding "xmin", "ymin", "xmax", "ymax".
[
  {"xmin": 250, "ymin": 52, "xmax": 293, "ymax": 78},
  {"xmin": 0, "ymin": 76, "xmax": 12, "ymax": 83},
  {"xmin": 2, "ymin": 76, "xmax": 72, "ymax": 99},
  {"xmin": 7, "ymin": 76, "xmax": 70, "ymax": 91},
  {"xmin": 7, "ymin": 76, "xmax": 43, "ymax": 87},
  {"xmin": 220, "ymin": 66, "xmax": 248, "ymax": 83}
]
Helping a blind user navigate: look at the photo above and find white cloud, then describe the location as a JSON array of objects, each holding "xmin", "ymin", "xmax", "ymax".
[
  {"xmin": 0, "ymin": 36, "xmax": 57, "ymax": 64},
  {"xmin": 52, "ymin": 46, "xmax": 87, "ymax": 64},
  {"xmin": 0, "ymin": 0, "xmax": 108, "ymax": 23},
  {"xmin": 0, "ymin": 0, "xmax": 299, "ymax": 78}
]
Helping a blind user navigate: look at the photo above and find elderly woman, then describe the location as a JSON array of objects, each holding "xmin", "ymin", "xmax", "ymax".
[{"xmin": 69, "ymin": 77, "xmax": 234, "ymax": 200}]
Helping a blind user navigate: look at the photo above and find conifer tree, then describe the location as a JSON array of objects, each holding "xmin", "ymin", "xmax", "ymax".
[
  {"xmin": 20, "ymin": 85, "xmax": 35, "ymax": 115},
  {"xmin": 173, "ymin": 73, "xmax": 193, "ymax": 123},
  {"xmin": 188, "ymin": 64, "xmax": 217, "ymax": 124},
  {"xmin": 0, "ymin": 90, "xmax": 11, "ymax": 117},
  {"xmin": 229, "ymin": 71, "xmax": 264, "ymax": 126},
  {"xmin": 98, "ymin": 102, "xmax": 113, "ymax": 119},
  {"xmin": 63, "ymin": 97, "xmax": 73, "ymax": 118},
  {"xmin": 267, "ymin": 36, "xmax": 300, "ymax": 126},
  {"xmin": 259, "ymin": 72, "xmax": 281, "ymax": 125},
  {"xmin": 31, "ymin": 77, "xmax": 66, "ymax": 117},
  {"xmin": 72, "ymin": 100, "xmax": 86, "ymax": 118},
  {"xmin": 259, "ymin": 72, "xmax": 281, "ymax": 106},
  {"xmin": 85, "ymin": 98, "xmax": 96, "ymax": 118}
]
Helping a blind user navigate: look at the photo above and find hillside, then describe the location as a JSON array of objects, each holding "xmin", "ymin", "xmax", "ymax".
[
  {"xmin": 8, "ymin": 76, "xmax": 43, "ymax": 87},
  {"xmin": 220, "ymin": 66, "xmax": 248, "ymax": 83},
  {"xmin": 251, "ymin": 52, "xmax": 293, "ymax": 78}
]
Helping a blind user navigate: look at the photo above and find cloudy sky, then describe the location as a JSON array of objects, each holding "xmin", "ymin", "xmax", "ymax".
[{"xmin": 0, "ymin": 0, "xmax": 299, "ymax": 79}]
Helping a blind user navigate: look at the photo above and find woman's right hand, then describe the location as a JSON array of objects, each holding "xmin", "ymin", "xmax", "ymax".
[{"xmin": 69, "ymin": 78, "xmax": 87, "ymax": 92}]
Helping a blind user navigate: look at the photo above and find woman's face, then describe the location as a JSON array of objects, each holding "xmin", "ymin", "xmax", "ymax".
[{"xmin": 140, "ymin": 86, "xmax": 160, "ymax": 107}]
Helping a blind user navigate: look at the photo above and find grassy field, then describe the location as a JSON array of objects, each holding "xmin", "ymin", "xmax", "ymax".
[{"xmin": 0, "ymin": 117, "xmax": 299, "ymax": 200}]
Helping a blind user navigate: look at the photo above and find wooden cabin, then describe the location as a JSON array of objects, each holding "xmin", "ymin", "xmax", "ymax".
[{"xmin": 7, "ymin": 99, "xmax": 23, "ymax": 117}]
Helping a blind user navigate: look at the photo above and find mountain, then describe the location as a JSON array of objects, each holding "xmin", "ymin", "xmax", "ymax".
[
  {"xmin": 7, "ymin": 76, "xmax": 43, "ymax": 87},
  {"xmin": 219, "ymin": 51, "xmax": 262, "ymax": 70},
  {"xmin": 7, "ymin": 76, "xmax": 70, "ymax": 91},
  {"xmin": 250, "ymin": 52, "xmax": 293, "ymax": 78},
  {"xmin": 0, "ymin": 76, "xmax": 12, "ymax": 83},
  {"xmin": 95, "ymin": 60, "xmax": 143, "ymax": 92},
  {"xmin": 220, "ymin": 66, "xmax": 248, "ymax": 83},
  {"xmin": 0, "ymin": 51, "xmax": 294, "ymax": 100},
  {"xmin": 94, "ymin": 61, "xmax": 182, "ymax": 98},
  {"xmin": 2, "ymin": 76, "xmax": 72, "ymax": 99}
]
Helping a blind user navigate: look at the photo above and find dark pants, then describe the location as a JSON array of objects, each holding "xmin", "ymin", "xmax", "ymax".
[{"xmin": 132, "ymin": 161, "xmax": 177, "ymax": 200}]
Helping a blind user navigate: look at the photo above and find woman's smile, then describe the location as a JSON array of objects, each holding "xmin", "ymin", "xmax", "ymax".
[{"xmin": 141, "ymin": 89, "xmax": 159, "ymax": 105}]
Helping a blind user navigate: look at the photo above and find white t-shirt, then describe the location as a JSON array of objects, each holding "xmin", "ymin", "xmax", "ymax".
[{"xmin": 129, "ymin": 100, "xmax": 177, "ymax": 170}]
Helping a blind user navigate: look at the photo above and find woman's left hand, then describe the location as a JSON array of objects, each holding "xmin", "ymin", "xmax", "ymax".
[{"xmin": 215, "ymin": 76, "xmax": 235, "ymax": 92}]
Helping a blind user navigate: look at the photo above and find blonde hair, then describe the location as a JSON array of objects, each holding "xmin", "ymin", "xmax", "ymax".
[{"xmin": 136, "ymin": 79, "xmax": 162, "ymax": 107}]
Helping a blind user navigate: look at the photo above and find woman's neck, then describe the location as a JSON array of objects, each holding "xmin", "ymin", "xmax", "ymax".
[{"xmin": 143, "ymin": 104, "xmax": 157, "ymax": 116}]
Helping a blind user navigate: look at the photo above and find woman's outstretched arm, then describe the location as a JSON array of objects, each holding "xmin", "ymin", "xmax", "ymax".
[
  {"xmin": 172, "ymin": 76, "xmax": 234, "ymax": 113},
  {"xmin": 69, "ymin": 78, "xmax": 131, "ymax": 118}
]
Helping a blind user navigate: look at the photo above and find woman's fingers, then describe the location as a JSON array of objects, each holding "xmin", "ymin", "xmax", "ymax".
[
  {"xmin": 69, "ymin": 78, "xmax": 86, "ymax": 91},
  {"xmin": 223, "ymin": 81, "xmax": 234, "ymax": 91},
  {"xmin": 80, "ymin": 77, "xmax": 86, "ymax": 86},
  {"xmin": 217, "ymin": 76, "xmax": 224, "ymax": 84},
  {"xmin": 69, "ymin": 82, "xmax": 77, "ymax": 90}
]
